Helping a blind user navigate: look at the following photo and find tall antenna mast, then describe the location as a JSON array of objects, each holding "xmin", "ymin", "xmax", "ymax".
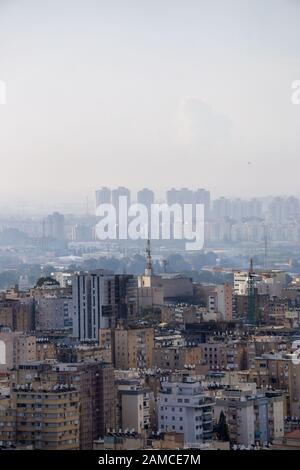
[{"xmin": 145, "ymin": 238, "xmax": 153, "ymax": 276}]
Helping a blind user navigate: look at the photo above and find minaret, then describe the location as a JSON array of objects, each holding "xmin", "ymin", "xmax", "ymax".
[{"xmin": 145, "ymin": 238, "xmax": 153, "ymax": 276}]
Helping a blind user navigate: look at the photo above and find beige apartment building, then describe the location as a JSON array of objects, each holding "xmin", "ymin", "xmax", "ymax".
[
  {"xmin": 182, "ymin": 306, "xmax": 208, "ymax": 324},
  {"xmin": 199, "ymin": 342, "xmax": 227, "ymax": 369},
  {"xmin": 0, "ymin": 395, "xmax": 16, "ymax": 446},
  {"xmin": 114, "ymin": 326, "xmax": 154, "ymax": 369},
  {"xmin": 0, "ymin": 298, "xmax": 34, "ymax": 332},
  {"xmin": 207, "ymin": 283, "xmax": 233, "ymax": 322},
  {"xmin": 137, "ymin": 286, "xmax": 164, "ymax": 310},
  {"xmin": 0, "ymin": 332, "xmax": 36, "ymax": 369},
  {"xmin": 0, "ymin": 385, "xmax": 80, "ymax": 449},
  {"xmin": 114, "ymin": 371, "xmax": 155, "ymax": 435},
  {"xmin": 153, "ymin": 346, "xmax": 203, "ymax": 371},
  {"xmin": 57, "ymin": 343, "xmax": 111, "ymax": 364},
  {"xmin": 215, "ymin": 283, "xmax": 233, "ymax": 321},
  {"xmin": 36, "ymin": 338, "xmax": 57, "ymax": 361},
  {"xmin": 251, "ymin": 353, "xmax": 300, "ymax": 418},
  {"xmin": 10, "ymin": 361, "xmax": 116, "ymax": 449}
]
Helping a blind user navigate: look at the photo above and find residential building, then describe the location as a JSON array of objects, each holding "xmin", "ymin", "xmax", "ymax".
[
  {"xmin": 0, "ymin": 331, "xmax": 36, "ymax": 369},
  {"xmin": 157, "ymin": 376, "xmax": 214, "ymax": 445},
  {"xmin": 153, "ymin": 346, "xmax": 203, "ymax": 371},
  {"xmin": 114, "ymin": 325, "xmax": 154, "ymax": 370},
  {"xmin": 72, "ymin": 270, "xmax": 116, "ymax": 341}
]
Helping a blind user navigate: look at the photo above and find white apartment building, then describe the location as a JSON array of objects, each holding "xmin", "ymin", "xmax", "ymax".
[
  {"xmin": 234, "ymin": 270, "xmax": 287, "ymax": 298},
  {"xmin": 233, "ymin": 271, "xmax": 249, "ymax": 295},
  {"xmin": 215, "ymin": 387, "xmax": 284, "ymax": 446},
  {"xmin": 72, "ymin": 270, "xmax": 115, "ymax": 341},
  {"xmin": 158, "ymin": 376, "xmax": 214, "ymax": 445}
]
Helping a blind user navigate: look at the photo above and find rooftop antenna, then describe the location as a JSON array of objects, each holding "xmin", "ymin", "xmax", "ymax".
[{"xmin": 145, "ymin": 236, "xmax": 153, "ymax": 276}]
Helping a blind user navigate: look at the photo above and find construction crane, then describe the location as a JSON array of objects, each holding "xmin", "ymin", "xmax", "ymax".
[{"xmin": 247, "ymin": 258, "xmax": 256, "ymax": 325}]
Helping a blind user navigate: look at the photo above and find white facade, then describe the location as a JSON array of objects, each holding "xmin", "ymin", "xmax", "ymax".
[
  {"xmin": 215, "ymin": 388, "xmax": 284, "ymax": 446},
  {"xmin": 234, "ymin": 271, "xmax": 249, "ymax": 295},
  {"xmin": 72, "ymin": 270, "xmax": 115, "ymax": 340},
  {"xmin": 158, "ymin": 377, "xmax": 214, "ymax": 445},
  {"xmin": 215, "ymin": 391, "xmax": 255, "ymax": 446},
  {"xmin": 234, "ymin": 270, "xmax": 287, "ymax": 298}
]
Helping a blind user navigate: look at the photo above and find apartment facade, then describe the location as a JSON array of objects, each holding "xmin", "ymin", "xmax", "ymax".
[
  {"xmin": 158, "ymin": 377, "xmax": 214, "ymax": 445},
  {"xmin": 153, "ymin": 346, "xmax": 203, "ymax": 371},
  {"xmin": 0, "ymin": 385, "xmax": 79, "ymax": 450},
  {"xmin": 114, "ymin": 326, "xmax": 154, "ymax": 370},
  {"xmin": 72, "ymin": 270, "xmax": 116, "ymax": 341},
  {"xmin": 215, "ymin": 387, "xmax": 284, "ymax": 446},
  {"xmin": 0, "ymin": 331, "xmax": 36, "ymax": 369},
  {"xmin": 10, "ymin": 361, "xmax": 116, "ymax": 449}
]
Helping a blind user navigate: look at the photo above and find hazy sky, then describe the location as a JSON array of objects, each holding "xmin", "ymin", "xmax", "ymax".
[{"xmin": 0, "ymin": 0, "xmax": 300, "ymax": 207}]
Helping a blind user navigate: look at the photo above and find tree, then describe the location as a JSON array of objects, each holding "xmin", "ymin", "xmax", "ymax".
[
  {"xmin": 35, "ymin": 277, "xmax": 60, "ymax": 288},
  {"xmin": 216, "ymin": 410, "xmax": 230, "ymax": 441}
]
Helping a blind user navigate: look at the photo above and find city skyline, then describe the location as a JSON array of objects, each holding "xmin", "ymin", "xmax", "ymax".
[
  {"xmin": 1, "ymin": 0, "xmax": 300, "ymax": 459},
  {"xmin": 2, "ymin": 186, "xmax": 300, "ymax": 216}
]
